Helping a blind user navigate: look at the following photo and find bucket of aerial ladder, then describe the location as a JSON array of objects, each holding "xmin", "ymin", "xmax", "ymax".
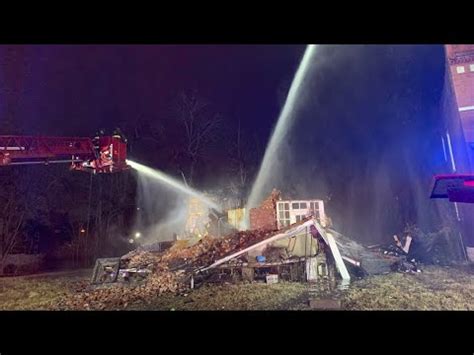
[
  {"xmin": 75, "ymin": 135, "xmax": 129, "ymax": 173},
  {"xmin": 0, "ymin": 133, "xmax": 129, "ymax": 173}
]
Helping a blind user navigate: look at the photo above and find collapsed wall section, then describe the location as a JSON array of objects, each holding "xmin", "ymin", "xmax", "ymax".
[{"xmin": 249, "ymin": 189, "xmax": 280, "ymax": 230}]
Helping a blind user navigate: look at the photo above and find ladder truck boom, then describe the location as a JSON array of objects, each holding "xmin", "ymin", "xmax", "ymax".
[{"xmin": 0, "ymin": 134, "xmax": 129, "ymax": 173}]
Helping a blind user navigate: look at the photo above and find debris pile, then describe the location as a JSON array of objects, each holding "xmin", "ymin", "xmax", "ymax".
[
  {"xmin": 58, "ymin": 265, "xmax": 186, "ymax": 310},
  {"xmin": 329, "ymin": 229, "xmax": 394, "ymax": 275},
  {"xmin": 57, "ymin": 229, "xmax": 279, "ymax": 309},
  {"xmin": 57, "ymin": 207, "xmax": 461, "ymax": 309},
  {"xmin": 359, "ymin": 225, "xmax": 466, "ymax": 275},
  {"xmin": 391, "ymin": 259, "xmax": 422, "ymax": 273},
  {"xmin": 404, "ymin": 226, "xmax": 466, "ymax": 265}
]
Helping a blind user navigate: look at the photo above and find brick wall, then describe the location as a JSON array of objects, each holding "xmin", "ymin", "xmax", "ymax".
[
  {"xmin": 444, "ymin": 45, "xmax": 474, "ymax": 248},
  {"xmin": 249, "ymin": 189, "xmax": 281, "ymax": 230},
  {"xmin": 446, "ymin": 45, "xmax": 474, "ymax": 144},
  {"xmin": 445, "ymin": 45, "xmax": 474, "ymax": 57},
  {"xmin": 449, "ymin": 66, "xmax": 474, "ymax": 107},
  {"xmin": 459, "ymin": 111, "xmax": 474, "ymax": 143},
  {"xmin": 442, "ymin": 57, "xmax": 474, "ymax": 172}
]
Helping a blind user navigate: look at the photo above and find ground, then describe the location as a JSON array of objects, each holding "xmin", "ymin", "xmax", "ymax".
[
  {"xmin": 0, "ymin": 269, "xmax": 90, "ymax": 310},
  {"xmin": 0, "ymin": 265, "xmax": 473, "ymax": 310}
]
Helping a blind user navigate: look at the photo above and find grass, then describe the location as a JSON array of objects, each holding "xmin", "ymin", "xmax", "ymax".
[
  {"xmin": 0, "ymin": 265, "xmax": 472, "ymax": 310},
  {"xmin": 0, "ymin": 269, "xmax": 90, "ymax": 310},
  {"xmin": 340, "ymin": 265, "xmax": 474, "ymax": 310},
  {"xmin": 127, "ymin": 282, "xmax": 308, "ymax": 311}
]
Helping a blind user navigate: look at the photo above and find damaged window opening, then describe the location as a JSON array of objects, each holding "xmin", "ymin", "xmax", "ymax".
[{"xmin": 276, "ymin": 198, "xmax": 326, "ymax": 229}]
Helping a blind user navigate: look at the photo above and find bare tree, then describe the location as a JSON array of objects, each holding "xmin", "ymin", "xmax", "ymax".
[
  {"xmin": 226, "ymin": 118, "xmax": 260, "ymax": 207},
  {"xmin": 0, "ymin": 167, "xmax": 42, "ymax": 274},
  {"xmin": 232, "ymin": 119, "xmax": 248, "ymax": 187},
  {"xmin": 127, "ymin": 115, "xmax": 165, "ymax": 149},
  {"xmin": 0, "ymin": 189, "xmax": 26, "ymax": 274},
  {"xmin": 174, "ymin": 90, "xmax": 222, "ymax": 186}
]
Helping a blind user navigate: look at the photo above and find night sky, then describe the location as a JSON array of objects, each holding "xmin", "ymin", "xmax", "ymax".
[
  {"xmin": 0, "ymin": 45, "xmax": 303, "ymax": 138},
  {"xmin": 0, "ymin": 45, "xmax": 450, "ymax": 242}
]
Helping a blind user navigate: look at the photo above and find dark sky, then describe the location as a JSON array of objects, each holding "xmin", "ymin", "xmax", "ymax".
[
  {"xmin": 0, "ymin": 45, "xmax": 304, "ymax": 139},
  {"xmin": 266, "ymin": 45, "xmax": 448, "ymax": 242},
  {"xmin": 0, "ymin": 44, "xmax": 451, "ymax": 242}
]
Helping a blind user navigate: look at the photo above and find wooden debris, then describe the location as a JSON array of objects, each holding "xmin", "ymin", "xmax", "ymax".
[
  {"xmin": 266, "ymin": 274, "xmax": 278, "ymax": 284},
  {"xmin": 56, "ymin": 227, "xmax": 281, "ymax": 310},
  {"xmin": 242, "ymin": 267, "xmax": 254, "ymax": 282}
]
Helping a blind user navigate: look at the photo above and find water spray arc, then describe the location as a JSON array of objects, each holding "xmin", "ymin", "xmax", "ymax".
[
  {"xmin": 246, "ymin": 45, "xmax": 317, "ymax": 213},
  {"xmin": 127, "ymin": 159, "xmax": 221, "ymax": 211}
]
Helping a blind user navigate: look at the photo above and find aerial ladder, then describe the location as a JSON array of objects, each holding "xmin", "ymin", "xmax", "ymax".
[{"xmin": 0, "ymin": 132, "xmax": 129, "ymax": 173}]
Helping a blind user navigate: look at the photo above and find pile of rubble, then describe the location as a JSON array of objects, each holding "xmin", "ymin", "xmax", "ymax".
[
  {"xmin": 126, "ymin": 229, "xmax": 277, "ymax": 269},
  {"xmin": 57, "ymin": 215, "xmax": 459, "ymax": 309},
  {"xmin": 363, "ymin": 230, "xmax": 449, "ymax": 274},
  {"xmin": 56, "ymin": 229, "xmax": 278, "ymax": 310},
  {"xmin": 59, "ymin": 267, "xmax": 186, "ymax": 310}
]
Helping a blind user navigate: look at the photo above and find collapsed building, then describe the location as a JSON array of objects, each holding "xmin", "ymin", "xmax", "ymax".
[
  {"xmin": 65, "ymin": 188, "xmax": 431, "ymax": 309},
  {"xmin": 91, "ymin": 189, "xmax": 397, "ymax": 289}
]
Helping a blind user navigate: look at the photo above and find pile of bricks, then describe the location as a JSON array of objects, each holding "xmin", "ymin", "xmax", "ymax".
[
  {"xmin": 249, "ymin": 189, "xmax": 281, "ymax": 230},
  {"xmin": 56, "ymin": 228, "xmax": 277, "ymax": 310}
]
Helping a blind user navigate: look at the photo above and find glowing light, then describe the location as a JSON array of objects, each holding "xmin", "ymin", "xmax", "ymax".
[
  {"xmin": 135, "ymin": 232, "xmax": 141, "ymax": 239},
  {"xmin": 129, "ymin": 239, "xmax": 135, "ymax": 244}
]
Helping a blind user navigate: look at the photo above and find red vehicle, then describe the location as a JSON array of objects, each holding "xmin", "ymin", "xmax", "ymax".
[{"xmin": 0, "ymin": 134, "xmax": 129, "ymax": 173}]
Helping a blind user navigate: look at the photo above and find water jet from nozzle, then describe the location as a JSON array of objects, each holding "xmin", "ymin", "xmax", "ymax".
[
  {"xmin": 245, "ymin": 45, "xmax": 317, "ymax": 221},
  {"xmin": 127, "ymin": 159, "xmax": 221, "ymax": 211}
]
